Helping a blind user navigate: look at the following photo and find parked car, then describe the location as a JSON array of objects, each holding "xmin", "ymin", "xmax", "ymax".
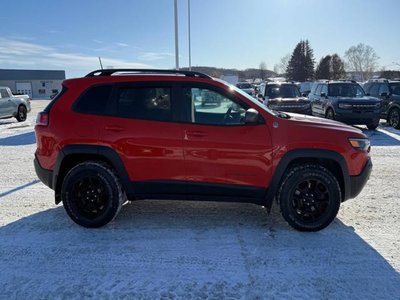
[
  {"xmin": 236, "ymin": 82, "xmax": 254, "ymax": 95},
  {"xmin": 257, "ymin": 82, "xmax": 312, "ymax": 115},
  {"xmin": 309, "ymin": 80, "xmax": 381, "ymax": 130},
  {"xmin": 0, "ymin": 86, "xmax": 31, "ymax": 122},
  {"xmin": 34, "ymin": 69, "xmax": 372, "ymax": 231},
  {"xmin": 363, "ymin": 79, "xmax": 400, "ymax": 129}
]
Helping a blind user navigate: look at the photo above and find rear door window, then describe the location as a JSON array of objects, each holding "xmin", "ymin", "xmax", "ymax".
[{"xmin": 114, "ymin": 87, "xmax": 172, "ymax": 122}]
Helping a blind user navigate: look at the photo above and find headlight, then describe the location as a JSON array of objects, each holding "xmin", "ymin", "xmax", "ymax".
[
  {"xmin": 338, "ymin": 103, "xmax": 352, "ymax": 109},
  {"xmin": 348, "ymin": 138, "xmax": 370, "ymax": 152}
]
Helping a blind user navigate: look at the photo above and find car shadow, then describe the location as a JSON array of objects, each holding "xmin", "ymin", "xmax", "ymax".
[
  {"xmin": 0, "ymin": 200, "xmax": 399, "ymax": 298},
  {"xmin": 0, "ymin": 131, "xmax": 35, "ymax": 146}
]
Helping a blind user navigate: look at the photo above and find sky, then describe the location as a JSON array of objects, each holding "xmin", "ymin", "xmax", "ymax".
[{"xmin": 0, "ymin": 0, "xmax": 399, "ymax": 78}]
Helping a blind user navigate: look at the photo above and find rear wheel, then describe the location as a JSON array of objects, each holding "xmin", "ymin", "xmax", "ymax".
[
  {"xmin": 61, "ymin": 162, "xmax": 125, "ymax": 228},
  {"xmin": 388, "ymin": 108, "xmax": 400, "ymax": 129},
  {"xmin": 16, "ymin": 105, "xmax": 27, "ymax": 122},
  {"xmin": 325, "ymin": 108, "xmax": 335, "ymax": 120},
  {"xmin": 278, "ymin": 164, "xmax": 341, "ymax": 231}
]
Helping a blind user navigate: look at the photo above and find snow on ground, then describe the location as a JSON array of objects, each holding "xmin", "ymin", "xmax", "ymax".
[{"xmin": 0, "ymin": 101, "xmax": 399, "ymax": 299}]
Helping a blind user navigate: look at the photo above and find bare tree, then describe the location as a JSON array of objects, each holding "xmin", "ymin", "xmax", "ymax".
[
  {"xmin": 274, "ymin": 53, "xmax": 291, "ymax": 76},
  {"xmin": 345, "ymin": 43, "xmax": 379, "ymax": 81}
]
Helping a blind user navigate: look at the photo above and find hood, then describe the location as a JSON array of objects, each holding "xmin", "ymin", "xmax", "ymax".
[
  {"xmin": 269, "ymin": 97, "xmax": 310, "ymax": 103},
  {"xmin": 284, "ymin": 113, "xmax": 365, "ymax": 135}
]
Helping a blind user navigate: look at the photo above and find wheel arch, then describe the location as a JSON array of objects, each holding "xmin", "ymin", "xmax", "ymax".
[
  {"xmin": 53, "ymin": 145, "xmax": 133, "ymax": 204},
  {"xmin": 264, "ymin": 149, "xmax": 350, "ymax": 209}
]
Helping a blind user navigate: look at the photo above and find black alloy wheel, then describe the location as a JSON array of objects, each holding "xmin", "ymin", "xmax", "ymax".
[
  {"xmin": 61, "ymin": 162, "xmax": 125, "ymax": 228},
  {"xmin": 278, "ymin": 164, "xmax": 341, "ymax": 231}
]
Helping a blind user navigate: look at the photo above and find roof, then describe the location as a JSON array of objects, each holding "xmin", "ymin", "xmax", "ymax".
[{"xmin": 0, "ymin": 69, "xmax": 66, "ymax": 80}]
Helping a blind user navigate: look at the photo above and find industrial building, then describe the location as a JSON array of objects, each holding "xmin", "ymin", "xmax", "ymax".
[{"xmin": 0, "ymin": 69, "xmax": 65, "ymax": 99}]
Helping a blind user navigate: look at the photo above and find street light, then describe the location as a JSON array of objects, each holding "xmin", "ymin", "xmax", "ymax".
[
  {"xmin": 188, "ymin": 0, "xmax": 191, "ymax": 71},
  {"xmin": 174, "ymin": 0, "xmax": 179, "ymax": 70}
]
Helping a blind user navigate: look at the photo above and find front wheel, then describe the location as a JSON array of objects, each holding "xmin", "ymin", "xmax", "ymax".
[
  {"xmin": 325, "ymin": 108, "xmax": 335, "ymax": 120},
  {"xmin": 367, "ymin": 119, "xmax": 380, "ymax": 130},
  {"xmin": 16, "ymin": 105, "xmax": 27, "ymax": 122},
  {"xmin": 61, "ymin": 162, "xmax": 125, "ymax": 228},
  {"xmin": 388, "ymin": 108, "xmax": 400, "ymax": 129},
  {"xmin": 278, "ymin": 164, "xmax": 341, "ymax": 231}
]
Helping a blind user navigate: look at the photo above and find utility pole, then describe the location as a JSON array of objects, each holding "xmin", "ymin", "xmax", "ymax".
[
  {"xmin": 188, "ymin": 0, "xmax": 191, "ymax": 70},
  {"xmin": 174, "ymin": 0, "xmax": 179, "ymax": 70}
]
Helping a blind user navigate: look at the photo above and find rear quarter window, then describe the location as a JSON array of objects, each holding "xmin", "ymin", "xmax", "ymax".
[{"xmin": 73, "ymin": 85, "xmax": 112, "ymax": 115}]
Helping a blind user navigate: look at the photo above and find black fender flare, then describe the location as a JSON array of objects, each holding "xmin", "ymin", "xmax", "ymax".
[
  {"xmin": 53, "ymin": 145, "xmax": 134, "ymax": 204},
  {"xmin": 264, "ymin": 149, "xmax": 350, "ymax": 209}
]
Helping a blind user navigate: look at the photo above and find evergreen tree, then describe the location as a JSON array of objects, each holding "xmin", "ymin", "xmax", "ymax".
[
  {"xmin": 315, "ymin": 55, "xmax": 331, "ymax": 79},
  {"xmin": 330, "ymin": 54, "xmax": 346, "ymax": 80},
  {"xmin": 286, "ymin": 40, "xmax": 315, "ymax": 81}
]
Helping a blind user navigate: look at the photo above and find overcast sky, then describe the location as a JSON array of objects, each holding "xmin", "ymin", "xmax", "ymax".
[{"xmin": 1, "ymin": 0, "xmax": 399, "ymax": 78}]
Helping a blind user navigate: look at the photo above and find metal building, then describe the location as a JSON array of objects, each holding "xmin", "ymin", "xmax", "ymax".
[{"xmin": 0, "ymin": 69, "xmax": 65, "ymax": 99}]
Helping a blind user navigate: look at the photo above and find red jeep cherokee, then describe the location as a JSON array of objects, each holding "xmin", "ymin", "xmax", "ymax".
[{"xmin": 34, "ymin": 69, "xmax": 372, "ymax": 231}]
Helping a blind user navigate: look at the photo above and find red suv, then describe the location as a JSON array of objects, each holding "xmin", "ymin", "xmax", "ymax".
[{"xmin": 34, "ymin": 69, "xmax": 372, "ymax": 231}]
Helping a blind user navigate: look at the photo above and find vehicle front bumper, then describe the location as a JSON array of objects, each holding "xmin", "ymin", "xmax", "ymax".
[
  {"xmin": 335, "ymin": 109, "xmax": 380, "ymax": 125},
  {"xmin": 348, "ymin": 158, "xmax": 372, "ymax": 200}
]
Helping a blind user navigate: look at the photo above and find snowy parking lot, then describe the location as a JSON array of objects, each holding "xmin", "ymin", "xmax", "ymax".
[{"xmin": 1, "ymin": 101, "xmax": 400, "ymax": 299}]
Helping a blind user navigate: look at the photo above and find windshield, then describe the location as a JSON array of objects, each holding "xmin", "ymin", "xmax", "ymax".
[
  {"xmin": 265, "ymin": 84, "xmax": 301, "ymax": 98},
  {"xmin": 390, "ymin": 82, "xmax": 400, "ymax": 95},
  {"xmin": 328, "ymin": 83, "xmax": 365, "ymax": 97},
  {"xmin": 236, "ymin": 83, "xmax": 252, "ymax": 89},
  {"xmin": 215, "ymin": 79, "xmax": 277, "ymax": 116}
]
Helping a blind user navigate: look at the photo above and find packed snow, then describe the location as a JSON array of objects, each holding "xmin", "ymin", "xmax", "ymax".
[{"xmin": 0, "ymin": 101, "xmax": 399, "ymax": 299}]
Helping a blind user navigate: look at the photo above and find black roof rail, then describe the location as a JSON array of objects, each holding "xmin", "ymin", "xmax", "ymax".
[{"xmin": 85, "ymin": 68, "xmax": 212, "ymax": 79}]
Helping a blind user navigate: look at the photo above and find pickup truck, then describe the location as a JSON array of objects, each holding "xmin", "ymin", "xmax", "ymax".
[{"xmin": 0, "ymin": 86, "xmax": 31, "ymax": 122}]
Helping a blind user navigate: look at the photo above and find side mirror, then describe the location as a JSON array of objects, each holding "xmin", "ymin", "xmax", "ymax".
[
  {"xmin": 245, "ymin": 108, "xmax": 259, "ymax": 124},
  {"xmin": 380, "ymin": 92, "xmax": 388, "ymax": 97},
  {"xmin": 302, "ymin": 92, "xmax": 309, "ymax": 97},
  {"xmin": 320, "ymin": 92, "xmax": 327, "ymax": 98},
  {"xmin": 365, "ymin": 93, "xmax": 370, "ymax": 96}
]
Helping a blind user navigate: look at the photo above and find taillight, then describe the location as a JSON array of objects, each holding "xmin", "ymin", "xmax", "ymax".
[{"xmin": 36, "ymin": 112, "xmax": 49, "ymax": 126}]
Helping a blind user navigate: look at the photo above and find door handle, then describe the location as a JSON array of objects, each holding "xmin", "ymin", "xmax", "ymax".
[
  {"xmin": 104, "ymin": 125, "xmax": 125, "ymax": 132},
  {"xmin": 186, "ymin": 130, "xmax": 206, "ymax": 138}
]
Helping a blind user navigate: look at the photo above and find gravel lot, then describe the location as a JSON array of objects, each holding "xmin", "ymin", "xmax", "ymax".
[{"xmin": 0, "ymin": 100, "xmax": 399, "ymax": 299}]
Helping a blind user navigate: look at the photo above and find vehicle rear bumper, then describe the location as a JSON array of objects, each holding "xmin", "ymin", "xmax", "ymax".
[
  {"xmin": 348, "ymin": 158, "xmax": 372, "ymax": 200},
  {"xmin": 34, "ymin": 156, "xmax": 53, "ymax": 189}
]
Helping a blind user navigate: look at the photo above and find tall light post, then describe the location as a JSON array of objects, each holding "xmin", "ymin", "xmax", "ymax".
[
  {"xmin": 188, "ymin": 0, "xmax": 192, "ymax": 70},
  {"xmin": 174, "ymin": 0, "xmax": 179, "ymax": 70}
]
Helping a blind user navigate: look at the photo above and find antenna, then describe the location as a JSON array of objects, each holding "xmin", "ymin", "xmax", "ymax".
[{"xmin": 98, "ymin": 57, "xmax": 103, "ymax": 70}]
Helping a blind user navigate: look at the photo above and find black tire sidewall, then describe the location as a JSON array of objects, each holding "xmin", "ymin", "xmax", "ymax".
[
  {"xmin": 62, "ymin": 163, "xmax": 122, "ymax": 228},
  {"xmin": 279, "ymin": 166, "xmax": 341, "ymax": 231},
  {"xmin": 16, "ymin": 105, "xmax": 27, "ymax": 122},
  {"xmin": 389, "ymin": 108, "xmax": 400, "ymax": 129}
]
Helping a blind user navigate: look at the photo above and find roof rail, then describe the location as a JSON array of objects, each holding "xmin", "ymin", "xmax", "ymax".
[{"xmin": 85, "ymin": 68, "xmax": 212, "ymax": 79}]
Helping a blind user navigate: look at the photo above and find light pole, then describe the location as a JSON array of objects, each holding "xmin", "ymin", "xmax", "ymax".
[
  {"xmin": 188, "ymin": 0, "xmax": 191, "ymax": 71},
  {"xmin": 174, "ymin": 0, "xmax": 179, "ymax": 70}
]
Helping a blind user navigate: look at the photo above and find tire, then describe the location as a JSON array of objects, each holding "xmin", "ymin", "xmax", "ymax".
[
  {"xmin": 61, "ymin": 161, "xmax": 126, "ymax": 228},
  {"xmin": 388, "ymin": 108, "xmax": 400, "ymax": 129},
  {"xmin": 277, "ymin": 164, "xmax": 341, "ymax": 232},
  {"xmin": 325, "ymin": 108, "xmax": 335, "ymax": 120},
  {"xmin": 16, "ymin": 105, "xmax": 27, "ymax": 122},
  {"xmin": 367, "ymin": 119, "xmax": 380, "ymax": 130}
]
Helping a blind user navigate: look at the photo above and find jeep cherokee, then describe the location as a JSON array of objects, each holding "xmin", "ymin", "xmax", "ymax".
[{"xmin": 34, "ymin": 69, "xmax": 372, "ymax": 231}]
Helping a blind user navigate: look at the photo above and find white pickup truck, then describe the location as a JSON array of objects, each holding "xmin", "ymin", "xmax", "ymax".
[{"xmin": 0, "ymin": 86, "xmax": 31, "ymax": 122}]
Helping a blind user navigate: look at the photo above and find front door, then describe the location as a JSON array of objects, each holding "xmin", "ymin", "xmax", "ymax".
[
  {"xmin": 0, "ymin": 88, "xmax": 13, "ymax": 117},
  {"xmin": 180, "ymin": 85, "xmax": 273, "ymax": 198}
]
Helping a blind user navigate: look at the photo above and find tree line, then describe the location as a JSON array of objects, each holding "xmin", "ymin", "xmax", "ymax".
[{"xmin": 275, "ymin": 40, "xmax": 381, "ymax": 82}]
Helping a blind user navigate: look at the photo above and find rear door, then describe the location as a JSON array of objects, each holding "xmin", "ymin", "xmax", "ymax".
[
  {"xmin": 179, "ymin": 84, "xmax": 273, "ymax": 199},
  {"xmin": 99, "ymin": 82, "xmax": 185, "ymax": 197},
  {"xmin": 311, "ymin": 84, "xmax": 323, "ymax": 115}
]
